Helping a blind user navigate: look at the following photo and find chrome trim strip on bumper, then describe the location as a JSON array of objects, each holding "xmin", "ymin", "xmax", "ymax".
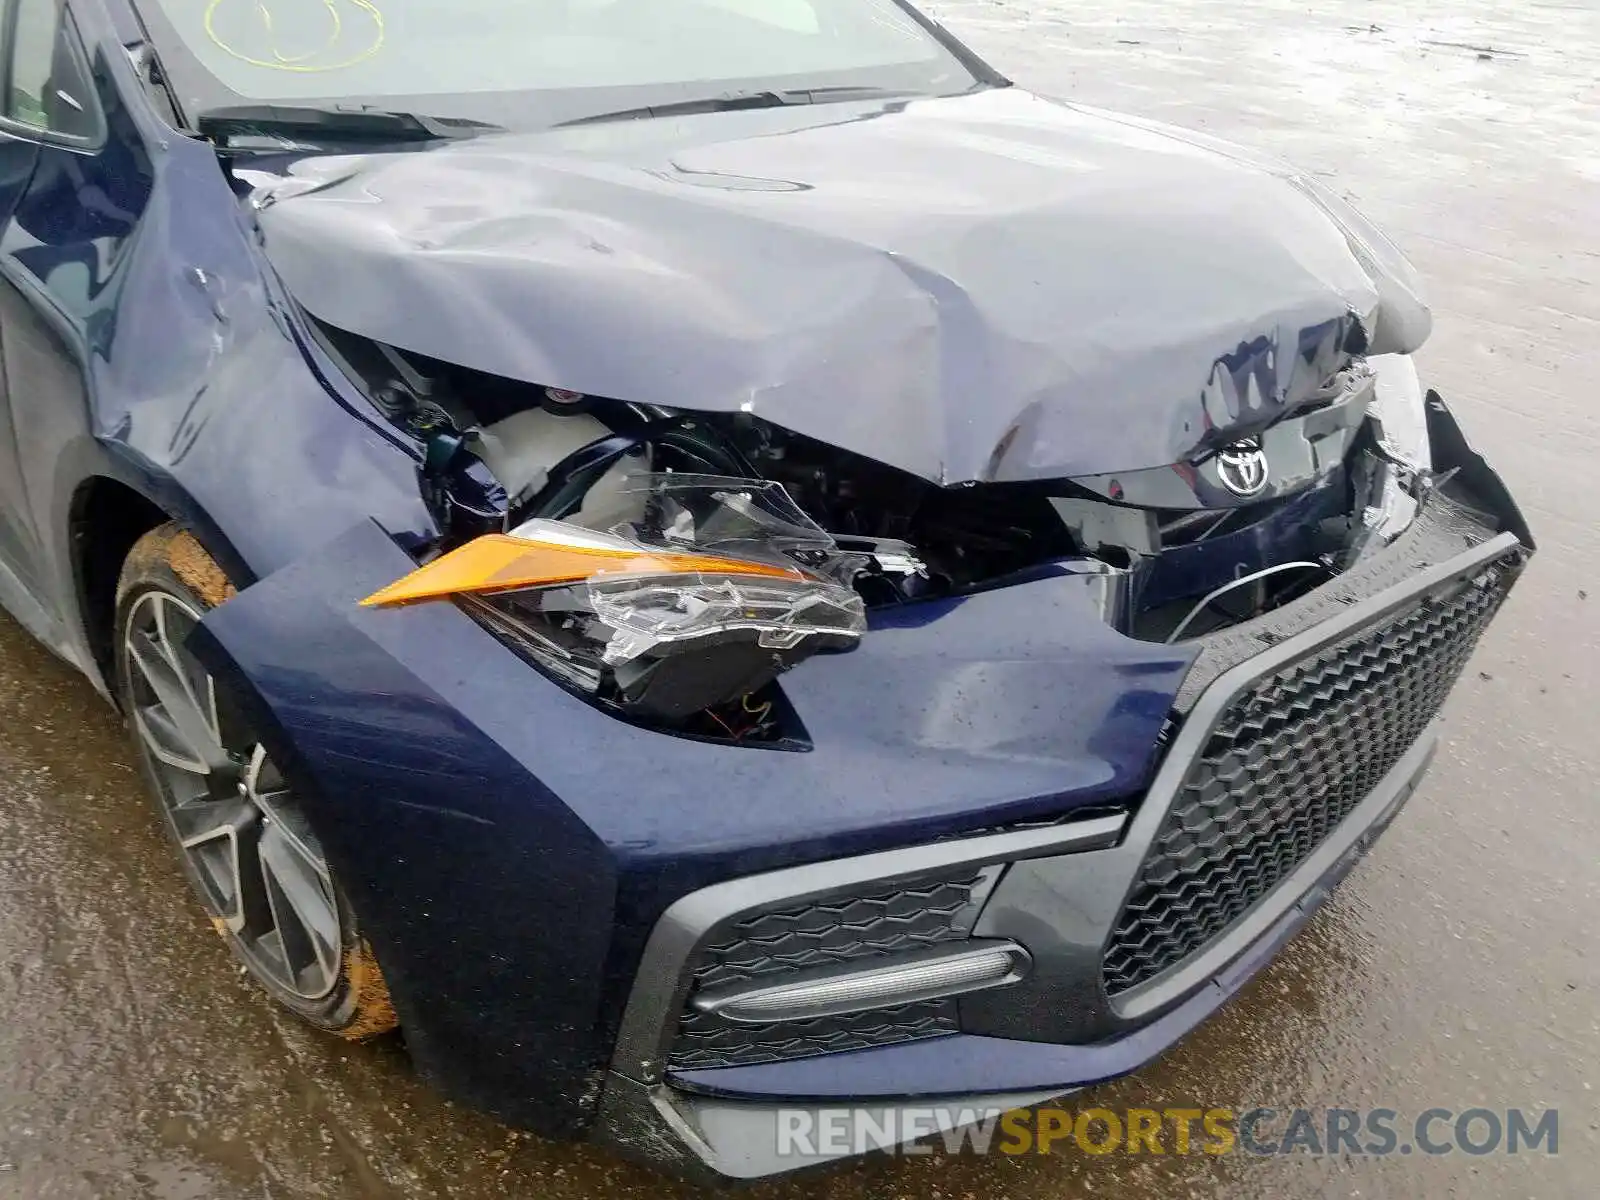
[{"xmin": 692, "ymin": 940, "xmax": 1032, "ymax": 1024}]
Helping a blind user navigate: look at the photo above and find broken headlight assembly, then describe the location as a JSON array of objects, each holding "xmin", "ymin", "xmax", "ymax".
[{"xmin": 364, "ymin": 474, "xmax": 866, "ymax": 741}]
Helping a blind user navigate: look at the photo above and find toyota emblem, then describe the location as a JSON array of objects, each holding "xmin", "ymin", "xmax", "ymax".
[{"xmin": 1216, "ymin": 437, "xmax": 1270, "ymax": 498}]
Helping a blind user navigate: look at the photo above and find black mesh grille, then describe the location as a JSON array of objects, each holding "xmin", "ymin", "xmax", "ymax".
[
  {"xmin": 1102, "ymin": 558, "xmax": 1516, "ymax": 996},
  {"xmin": 667, "ymin": 872, "xmax": 989, "ymax": 1069}
]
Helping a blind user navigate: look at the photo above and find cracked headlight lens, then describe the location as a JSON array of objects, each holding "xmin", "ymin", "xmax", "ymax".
[{"xmin": 363, "ymin": 476, "xmax": 866, "ymax": 724}]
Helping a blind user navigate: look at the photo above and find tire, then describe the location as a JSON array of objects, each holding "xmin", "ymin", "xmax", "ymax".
[{"xmin": 114, "ymin": 523, "xmax": 397, "ymax": 1039}]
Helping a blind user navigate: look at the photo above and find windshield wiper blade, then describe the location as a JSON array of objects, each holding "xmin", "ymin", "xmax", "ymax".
[
  {"xmin": 557, "ymin": 86, "xmax": 915, "ymax": 128},
  {"xmin": 196, "ymin": 104, "xmax": 504, "ymax": 148}
]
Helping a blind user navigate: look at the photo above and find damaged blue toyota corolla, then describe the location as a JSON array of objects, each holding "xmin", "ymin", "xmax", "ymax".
[{"xmin": 0, "ymin": 0, "xmax": 1532, "ymax": 1179}]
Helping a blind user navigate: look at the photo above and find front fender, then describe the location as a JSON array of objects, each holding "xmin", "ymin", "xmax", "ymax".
[
  {"xmin": 190, "ymin": 517, "xmax": 1191, "ymax": 1129},
  {"xmin": 191, "ymin": 519, "xmax": 618, "ymax": 1134}
]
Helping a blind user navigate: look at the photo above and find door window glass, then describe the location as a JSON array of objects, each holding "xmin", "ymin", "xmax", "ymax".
[{"xmin": 7, "ymin": 0, "xmax": 99, "ymax": 139}]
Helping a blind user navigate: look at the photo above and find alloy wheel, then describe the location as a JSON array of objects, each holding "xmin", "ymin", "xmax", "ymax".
[{"xmin": 123, "ymin": 589, "xmax": 342, "ymax": 1001}]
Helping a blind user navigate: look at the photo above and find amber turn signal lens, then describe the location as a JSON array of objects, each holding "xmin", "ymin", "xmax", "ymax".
[{"xmin": 361, "ymin": 531, "xmax": 805, "ymax": 608}]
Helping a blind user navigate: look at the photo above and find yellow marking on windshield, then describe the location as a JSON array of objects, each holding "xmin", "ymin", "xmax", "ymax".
[{"xmin": 204, "ymin": 0, "xmax": 385, "ymax": 72}]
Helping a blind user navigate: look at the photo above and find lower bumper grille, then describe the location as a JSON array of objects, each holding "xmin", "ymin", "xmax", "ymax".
[
  {"xmin": 1102, "ymin": 554, "xmax": 1518, "ymax": 997},
  {"xmin": 667, "ymin": 871, "xmax": 992, "ymax": 1069}
]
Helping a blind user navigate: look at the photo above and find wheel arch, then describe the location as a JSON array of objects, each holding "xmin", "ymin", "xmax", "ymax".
[
  {"xmin": 61, "ymin": 453, "xmax": 254, "ymax": 700},
  {"xmin": 70, "ymin": 475, "xmax": 170, "ymax": 690}
]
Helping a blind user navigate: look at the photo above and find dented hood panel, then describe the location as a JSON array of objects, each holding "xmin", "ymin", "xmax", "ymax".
[{"xmin": 254, "ymin": 87, "xmax": 1430, "ymax": 483}]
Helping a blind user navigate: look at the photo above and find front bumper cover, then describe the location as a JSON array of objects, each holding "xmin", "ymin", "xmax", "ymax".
[
  {"xmin": 190, "ymin": 394, "xmax": 1528, "ymax": 1172},
  {"xmin": 592, "ymin": 512, "xmax": 1518, "ymax": 1176},
  {"xmin": 597, "ymin": 740, "xmax": 1432, "ymax": 1178}
]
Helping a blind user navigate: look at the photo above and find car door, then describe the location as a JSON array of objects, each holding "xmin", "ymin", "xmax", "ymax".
[
  {"xmin": 0, "ymin": 0, "xmax": 50, "ymax": 594},
  {"xmin": 0, "ymin": 0, "xmax": 105, "ymax": 647}
]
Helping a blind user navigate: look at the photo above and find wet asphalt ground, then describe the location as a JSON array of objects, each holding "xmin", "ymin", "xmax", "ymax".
[{"xmin": 2, "ymin": 1, "xmax": 1597, "ymax": 1196}]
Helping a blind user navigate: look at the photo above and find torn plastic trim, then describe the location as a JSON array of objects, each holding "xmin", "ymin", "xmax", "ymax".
[
  {"xmin": 1348, "ymin": 352, "xmax": 1432, "ymax": 551},
  {"xmin": 1367, "ymin": 353, "xmax": 1431, "ymax": 473},
  {"xmin": 1424, "ymin": 391, "xmax": 1534, "ymax": 552}
]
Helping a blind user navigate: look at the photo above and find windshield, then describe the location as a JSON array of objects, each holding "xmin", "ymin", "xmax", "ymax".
[{"xmin": 138, "ymin": 0, "xmax": 989, "ymax": 130}]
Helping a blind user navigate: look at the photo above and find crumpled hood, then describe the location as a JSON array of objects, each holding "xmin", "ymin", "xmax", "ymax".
[{"xmin": 253, "ymin": 87, "xmax": 1430, "ymax": 483}]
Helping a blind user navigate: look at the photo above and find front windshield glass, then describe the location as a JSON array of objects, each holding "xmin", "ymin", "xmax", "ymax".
[{"xmin": 141, "ymin": 0, "xmax": 984, "ymax": 127}]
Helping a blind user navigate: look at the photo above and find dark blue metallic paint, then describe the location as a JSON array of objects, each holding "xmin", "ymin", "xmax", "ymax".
[
  {"xmin": 0, "ymin": 0, "xmax": 1200, "ymax": 1140},
  {"xmin": 667, "ymin": 750, "xmax": 1430, "ymax": 1102},
  {"xmin": 0, "ymin": 0, "xmax": 430, "ymax": 688},
  {"xmin": 191, "ymin": 516, "xmax": 1193, "ymax": 1128},
  {"xmin": 0, "ymin": 0, "xmax": 1528, "ymax": 1171}
]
